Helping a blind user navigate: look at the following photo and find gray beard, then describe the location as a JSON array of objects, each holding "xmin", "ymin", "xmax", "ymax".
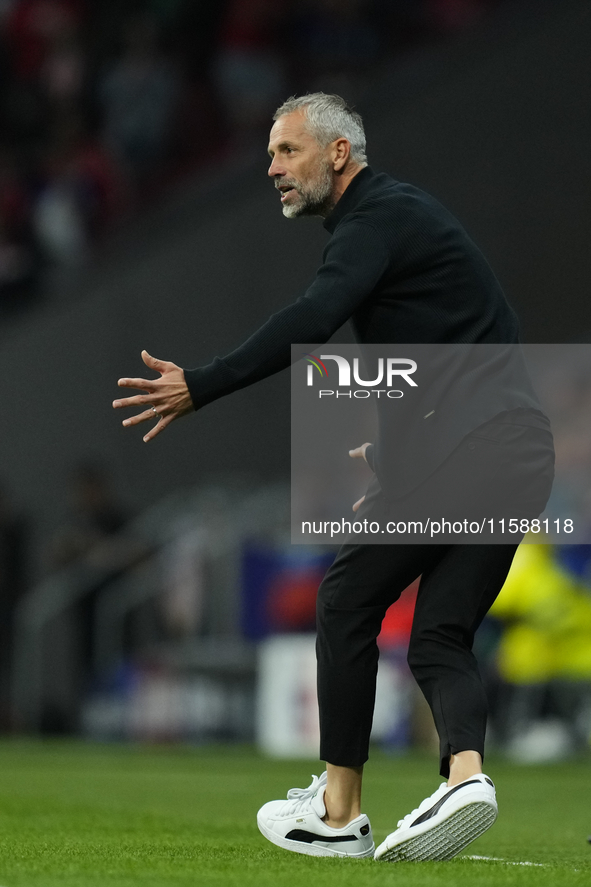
[{"xmin": 281, "ymin": 162, "xmax": 334, "ymax": 219}]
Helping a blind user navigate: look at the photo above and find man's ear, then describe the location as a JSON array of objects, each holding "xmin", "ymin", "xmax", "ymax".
[{"xmin": 332, "ymin": 138, "xmax": 351, "ymax": 171}]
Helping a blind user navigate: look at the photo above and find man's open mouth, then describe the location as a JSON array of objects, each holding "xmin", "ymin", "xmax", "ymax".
[{"xmin": 278, "ymin": 185, "xmax": 297, "ymax": 201}]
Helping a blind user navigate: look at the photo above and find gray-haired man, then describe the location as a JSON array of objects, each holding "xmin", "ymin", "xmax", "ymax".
[{"xmin": 113, "ymin": 93, "xmax": 553, "ymax": 862}]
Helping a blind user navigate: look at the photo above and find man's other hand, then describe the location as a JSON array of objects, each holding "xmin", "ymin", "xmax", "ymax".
[
  {"xmin": 349, "ymin": 442, "xmax": 371, "ymax": 512},
  {"xmin": 113, "ymin": 350, "xmax": 193, "ymax": 442},
  {"xmin": 349, "ymin": 443, "xmax": 371, "ymax": 462}
]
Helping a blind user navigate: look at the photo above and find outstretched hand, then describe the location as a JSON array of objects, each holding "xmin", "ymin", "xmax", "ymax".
[
  {"xmin": 349, "ymin": 442, "xmax": 371, "ymax": 512},
  {"xmin": 113, "ymin": 350, "xmax": 194, "ymax": 442}
]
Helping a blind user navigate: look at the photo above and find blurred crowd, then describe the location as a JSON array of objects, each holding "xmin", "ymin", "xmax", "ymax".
[{"xmin": 0, "ymin": 0, "xmax": 502, "ymax": 314}]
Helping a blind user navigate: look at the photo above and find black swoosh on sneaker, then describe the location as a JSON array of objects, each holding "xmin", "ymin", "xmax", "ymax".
[
  {"xmin": 411, "ymin": 780, "xmax": 483, "ymax": 827},
  {"xmin": 285, "ymin": 829, "xmax": 359, "ymax": 844}
]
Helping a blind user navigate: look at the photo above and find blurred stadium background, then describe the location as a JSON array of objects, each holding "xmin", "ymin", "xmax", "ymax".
[{"xmin": 0, "ymin": 0, "xmax": 590, "ymax": 777}]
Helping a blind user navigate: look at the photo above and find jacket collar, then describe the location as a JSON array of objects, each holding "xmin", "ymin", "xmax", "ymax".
[{"xmin": 323, "ymin": 165, "xmax": 376, "ymax": 234}]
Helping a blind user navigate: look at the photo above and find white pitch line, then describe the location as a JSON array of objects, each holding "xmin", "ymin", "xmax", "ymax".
[{"xmin": 466, "ymin": 854, "xmax": 545, "ymax": 867}]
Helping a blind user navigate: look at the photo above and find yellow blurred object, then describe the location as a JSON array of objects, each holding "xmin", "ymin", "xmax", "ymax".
[{"xmin": 491, "ymin": 543, "xmax": 591, "ymax": 683}]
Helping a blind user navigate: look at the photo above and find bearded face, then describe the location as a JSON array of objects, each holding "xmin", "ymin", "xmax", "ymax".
[
  {"xmin": 275, "ymin": 157, "xmax": 334, "ymax": 219},
  {"xmin": 268, "ymin": 111, "xmax": 337, "ymax": 220}
]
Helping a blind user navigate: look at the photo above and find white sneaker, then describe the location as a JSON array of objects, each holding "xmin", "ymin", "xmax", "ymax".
[
  {"xmin": 374, "ymin": 773, "xmax": 498, "ymax": 862},
  {"xmin": 257, "ymin": 772, "xmax": 374, "ymax": 858}
]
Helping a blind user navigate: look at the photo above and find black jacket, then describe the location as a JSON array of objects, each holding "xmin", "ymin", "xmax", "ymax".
[{"xmin": 184, "ymin": 166, "xmax": 545, "ymax": 494}]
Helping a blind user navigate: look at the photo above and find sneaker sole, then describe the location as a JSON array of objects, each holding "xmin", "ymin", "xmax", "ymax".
[
  {"xmin": 376, "ymin": 800, "xmax": 497, "ymax": 862},
  {"xmin": 257, "ymin": 816, "xmax": 375, "ymax": 859}
]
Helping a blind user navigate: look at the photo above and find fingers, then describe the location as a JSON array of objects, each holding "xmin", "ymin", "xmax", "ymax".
[
  {"xmin": 115, "ymin": 351, "xmax": 187, "ymax": 442},
  {"xmin": 113, "ymin": 393, "xmax": 155, "ymax": 410},
  {"xmin": 120, "ymin": 408, "xmax": 157, "ymax": 428},
  {"xmin": 118, "ymin": 404, "xmax": 171, "ymax": 441},
  {"xmin": 142, "ymin": 414, "xmax": 173, "ymax": 443},
  {"xmin": 350, "ymin": 446, "xmax": 369, "ymax": 511},
  {"xmin": 116, "ymin": 377, "xmax": 153, "ymax": 392},
  {"xmin": 352, "ymin": 495, "xmax": 366, "ymax": 512},
  {"xmin": 142, "ymin": 350, "xmax": 169, "ymax": 373},
  {"xmin": 349, "ymin": 443, "xmax": 371, "ymax": 461}
]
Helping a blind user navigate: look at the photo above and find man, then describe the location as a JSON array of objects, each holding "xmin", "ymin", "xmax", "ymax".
[{"xmin": 113, "ymin": 93, "xmax": 553, "ymax": 862}]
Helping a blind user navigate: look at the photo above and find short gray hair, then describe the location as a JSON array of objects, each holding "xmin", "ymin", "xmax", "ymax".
[{"xmin": 273, "ymin": 93, "xmax": 367, "ymax": 165}]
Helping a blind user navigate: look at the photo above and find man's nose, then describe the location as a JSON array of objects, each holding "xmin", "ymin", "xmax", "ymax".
[{"xmin": 268, "ymin": 158, "xmax": 286, "ymax": 178}]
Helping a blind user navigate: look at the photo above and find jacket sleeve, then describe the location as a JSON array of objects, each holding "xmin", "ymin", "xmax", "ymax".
[
  {"xmin": 184, "ymin": 219, "xmax": 390, "ymax": 410},
  {"xmin": 364, "ymin": 444, "xmax": 375, "ymax": 472}
]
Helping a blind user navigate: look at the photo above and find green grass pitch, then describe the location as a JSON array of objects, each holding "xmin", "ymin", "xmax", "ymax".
[{"xmin": 0, "ymin": 741, "xmax": 589, "ymax": 886}]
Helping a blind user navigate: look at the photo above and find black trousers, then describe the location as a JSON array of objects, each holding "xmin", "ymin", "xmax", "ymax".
[
  {"xmin": 316, "ymin": 414, "xmax": 554, "ymax": 777},
  {"xmin": 317, "ymin": 541, "xmax": 518, "ymax": 777}
]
